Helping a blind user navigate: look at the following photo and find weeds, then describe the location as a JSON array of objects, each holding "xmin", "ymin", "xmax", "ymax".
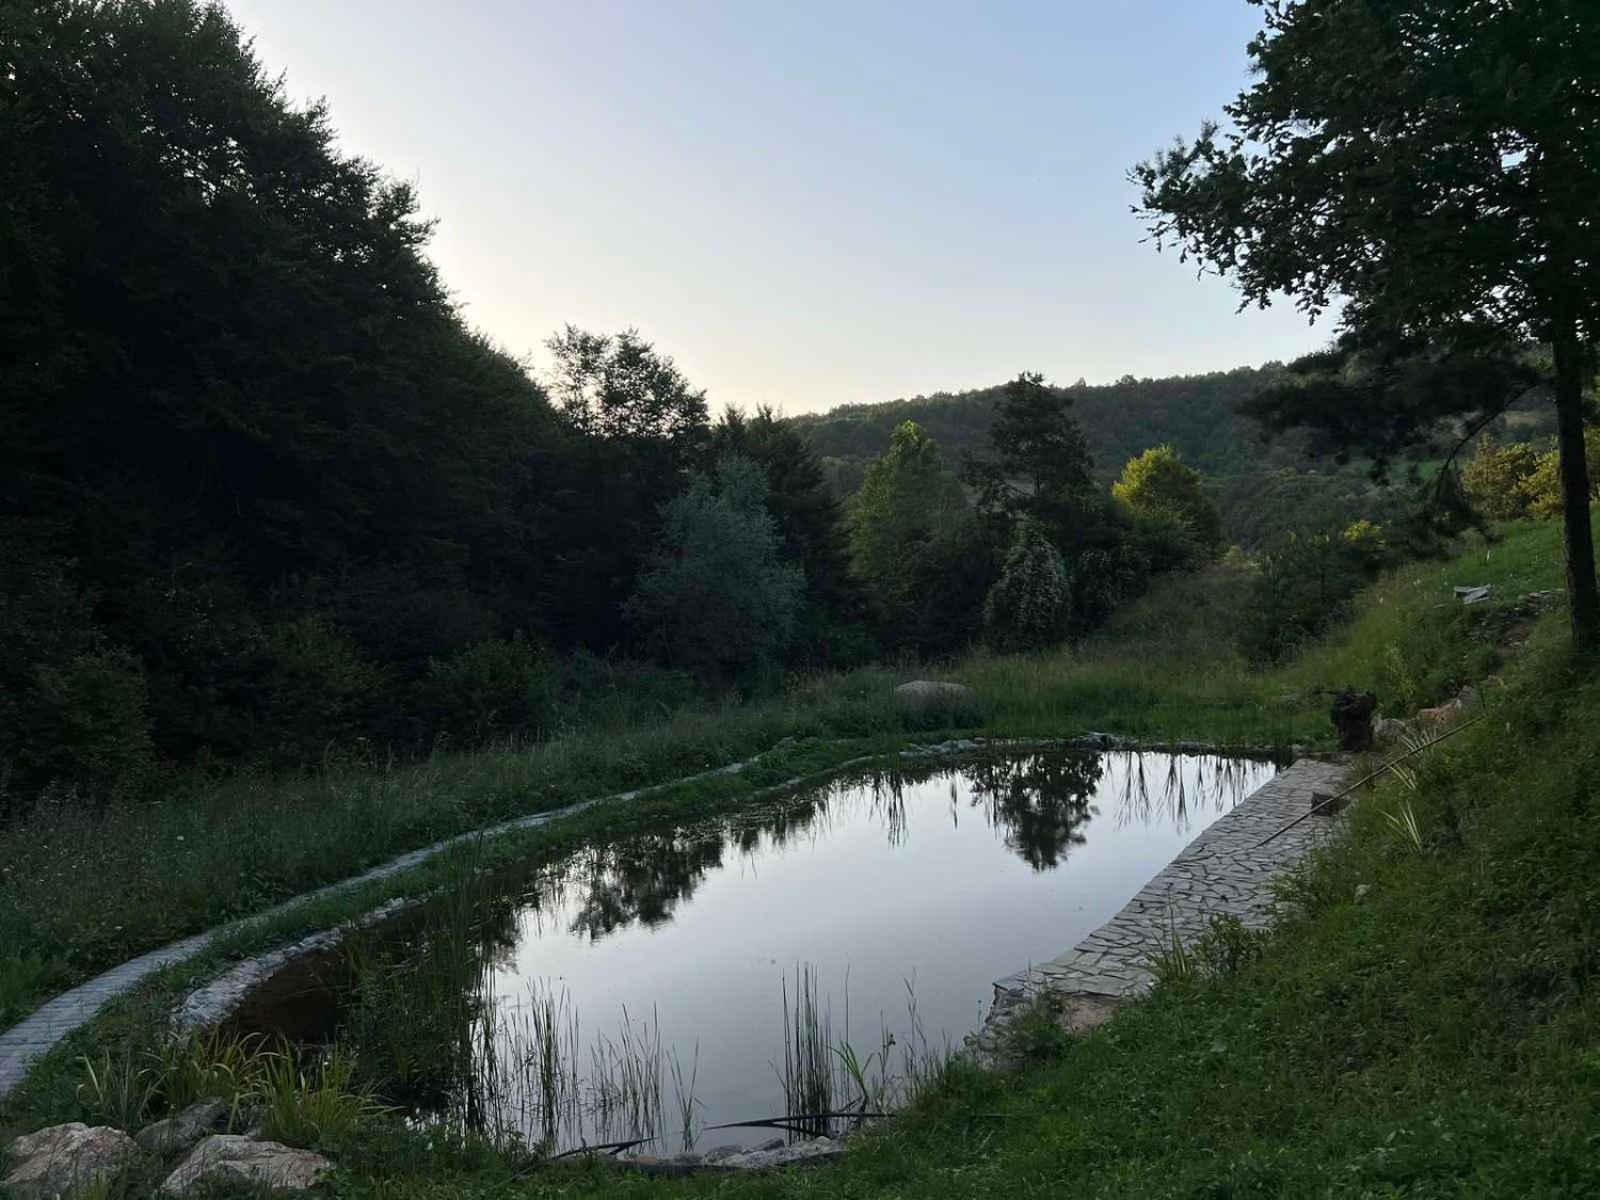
[
  {"xmin": 258, "ymin": 1046, "xmax": 388, "ymax": 1147},
  {"xmin": 76, "ymin": 1048, "xmax": 157, "ymax": 1130},
  {"xmin": 1381, "ymin": 801, "xmax": 1425, "ymax": 853}
]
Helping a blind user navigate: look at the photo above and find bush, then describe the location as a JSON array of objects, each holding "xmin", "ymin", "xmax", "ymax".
[
  {"xmin": 261, "ymin": 616, "xmax": 385, "ymax": 767},
  {"xmin": 24, "ymin": 650, "xmax": 155, "ymax": 804},
  {"xmin": 1237, "ymin": 530, "xmax": 1376, "ymax": 664},
  {"xmin": 423, "ymin": 635, "xmax": 555, "ymax": 748},
  {"xmin": 984, "ymin": 520, "xmax": 1071, "ymax": 652}
]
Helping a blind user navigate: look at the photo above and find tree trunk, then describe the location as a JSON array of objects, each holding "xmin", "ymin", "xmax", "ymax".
[{"xmin": 1552, "ymin": 327, "xmax": 1599, "ymax": 653}]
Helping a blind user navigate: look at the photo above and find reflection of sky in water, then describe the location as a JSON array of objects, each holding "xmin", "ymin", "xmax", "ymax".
[{"xmin": 483, "ymin": 751, "xmax": 1275, "ymax": 1149}]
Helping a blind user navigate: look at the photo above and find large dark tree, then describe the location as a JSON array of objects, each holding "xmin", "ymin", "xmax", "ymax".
[
  {"xmin": 962, "ymin": 372, "xmax": 1098, "ymax": 550},
  {"xmin": 541, "ymin": 327, "xmax": 711, "ymax": 647},
  {"xmin": 711, "ymin": 406, "xmax": 866, "ymax": 649},
  {"xmin": 1133, "ymin": 0, "xmax": 1600, "ymax": 651},
  {"xmin": 0, "ymin": 0, "xmax": 579, "ymax": 785}
]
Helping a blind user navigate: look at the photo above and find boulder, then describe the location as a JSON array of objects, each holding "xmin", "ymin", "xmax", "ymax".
[
  {"xmin": 1416, "ymin": 698, "xmax": 1463, "ymax": 730},
  {"xmin": 894, "ymin": 680, "xmax": 976, "ymax": 709},
  {"xmin": 135, "ymin": 1099, "xmax": 230, "ymax": 1157},
  {"xmin": 161, "ymin": 1135, "xmax": 330, "ymax": 1196},
  {"xmin": 3, "ymin": 1123, "xmax": 141, "ymax": 1200},
  {"xmin": 1372, "ymin": 717, "xmax": 1414, "ymax": 746}
]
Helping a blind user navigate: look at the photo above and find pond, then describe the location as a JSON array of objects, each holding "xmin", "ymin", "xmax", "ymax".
[{"xmin": 288, "ymin": 749, "xmax": 1277, "ymax": 1156}]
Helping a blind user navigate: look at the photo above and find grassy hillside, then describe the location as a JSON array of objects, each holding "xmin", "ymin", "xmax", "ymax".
[
  {"xmin": 308, "ymin": 530, "xmax": 1597, "ymax": 1198},
  {"xmin": 6, "ymin": 521, "xmax": 1592, "ymax": 1200}
]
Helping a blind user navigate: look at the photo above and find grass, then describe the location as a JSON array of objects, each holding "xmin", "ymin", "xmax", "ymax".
[
  {"xmin": 271, "ymin": 529, "xmax": 1598, "ymax": 1197},
  {"xmin": 0, "ymin": 598, "xmax": 1323, "ymax": 1028},
  {"xmin": 2, "ymin": 518, "xmax": 1589, "ymax": 1189}
]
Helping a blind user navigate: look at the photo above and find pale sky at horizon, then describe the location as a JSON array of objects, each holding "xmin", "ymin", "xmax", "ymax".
[{"xmin": 227, "ymin": 0, "xmax": 1333, "ymax": 415}]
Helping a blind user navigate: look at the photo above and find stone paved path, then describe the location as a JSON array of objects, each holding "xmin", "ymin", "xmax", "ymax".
[{"xmin": 977, "ymin": 757, "xmax": 1348, "ymax": 1054}]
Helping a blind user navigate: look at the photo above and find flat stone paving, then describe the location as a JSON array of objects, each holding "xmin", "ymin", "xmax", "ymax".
[{"xmin": 980, "ymin": 757, "xmax": 1348, "ymax": 1049}]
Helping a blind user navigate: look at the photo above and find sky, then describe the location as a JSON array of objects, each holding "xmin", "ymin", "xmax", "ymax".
[{"xmin": 226, "ymin": 0, "xmax": 1331, "ymax": 415}]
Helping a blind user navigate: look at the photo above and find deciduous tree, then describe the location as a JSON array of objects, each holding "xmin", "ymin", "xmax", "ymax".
[{"xmin": 1134, "ymin": 0, "xmax": 1600, "ymax": 650}]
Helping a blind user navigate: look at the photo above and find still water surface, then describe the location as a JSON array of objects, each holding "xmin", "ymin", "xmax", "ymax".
[{"xmin": 459, "ymin": 749, "xmax": 1276, "ymax": 1153}]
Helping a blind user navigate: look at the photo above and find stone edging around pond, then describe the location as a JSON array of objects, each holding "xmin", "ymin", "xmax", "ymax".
[
  {"xmin": 966, "ymin": 756, "xmax": 1351, "ymax": 1069},
  {"xmin": 0, "ymin": 732, "xmax": 1306, "ymax": 1102}
]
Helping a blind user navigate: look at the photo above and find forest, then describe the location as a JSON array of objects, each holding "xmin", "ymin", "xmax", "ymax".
[{"xmin": 0, "ymin": 0, "xmax": 1587, "ymax": 818}]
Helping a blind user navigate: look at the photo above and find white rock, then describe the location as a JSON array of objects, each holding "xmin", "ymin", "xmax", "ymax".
[
  {"xmin": 4, "ymin": 1123, "xmax": 141, "ymax": 1200},
  {"xmin": 136, "ymin": 1098, "xmax": 229, "ymax": 1156},
  {"xmin": 161, "ymin": 1135, "xmax": 330, "ymax": 1196}
]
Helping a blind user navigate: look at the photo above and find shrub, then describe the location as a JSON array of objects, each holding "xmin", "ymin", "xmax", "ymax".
[
  {"xmin": 984, "ymin": 520, "xmax": 1071, "ymax": 652},
  {"xmin": 25, "ymin": 649, "xmax": 155, "ymax": 803},
  {"xmin": 1238, "ymin": 530, "xmax": 1375, "ymax": 664},
  {"xmin": 261, "ymin": 616, "xmax": 384, "ymax": 767},
  {"xmin": 423, "ymin": 635, "xmax": 554, "ymax": 748}
]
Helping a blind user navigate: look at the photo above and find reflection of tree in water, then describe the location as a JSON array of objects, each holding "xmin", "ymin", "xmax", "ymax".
[
  {"xmin": 1112, "ymin": 752, "xmax": 1270, "ymax": 832},
  {"xmin": 565, "ymin": 830, "xmax": 730, "ymax": 940},
  {"xmin": 963, "ymin": 752, "xmax": 1104, "ymax": 871}
]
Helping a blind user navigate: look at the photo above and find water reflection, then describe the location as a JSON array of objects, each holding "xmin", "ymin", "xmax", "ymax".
[
  {"xmin": 320, "ymin": 748, "xmax": 1279, "ymax": 1156},
  {"xmin": 529, "ymin": 749, "xmax": 1267, "ymax": 941}
]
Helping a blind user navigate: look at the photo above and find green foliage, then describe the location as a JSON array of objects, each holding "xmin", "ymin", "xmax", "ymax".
[
  {"xmin": 983, "ymin": 521, "xmax": 1071, "ymax": 653},
  {"xmin": 849, "ymin": 422, "xmax": 990, "ymax": 650},
  {"xmin": 1134, "ymin": 0, "xmax": 1600, "ymax": 647},
  {"xmin": 258, "ymin": 1046, "xmax": 388, "ymax": 1148},
  {"xmin": 962, "ymin": 372, "xmax": 1097, "ymax": 548},
  {"xmin": 423, "ymin": 637, "xmax": 554, "ymax": 748},
  {"xmin": 712, "ymin": 407, "xmax": 865, "ymax": 654},
  {"xmin": 626, "ymin": 457, "xmax": 805, "ymax": 682},
  {"xmin": 1238, "ymin": 531, "xmax": 1377, "ymax": 665},
  {"xmin": 24, "ymin": 650, "xmax": 154, "ymax": 803},
  {"xmin": 261, "ymin": 617, "xmax": 384, "ymax": 768},
  {"xmin": 1463, "ymin": 435, "xmax": 1545, "ymax": 521},
  {"xmin": 1112, "ymin": 445, "xmax": 1222, "ymax": 551}
]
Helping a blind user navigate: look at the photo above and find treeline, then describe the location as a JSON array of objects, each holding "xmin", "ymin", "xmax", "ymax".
[
  {"xmin": 1, "ymin": 1, "xmax": 876, "ymax": 811},
  {"xmin": 791, "ymin": 370, "xmax": 1562, "ymax": 549},
  {"xmin": 0, "ymin": 0, "xmax": 1211, "ymax": 812}
]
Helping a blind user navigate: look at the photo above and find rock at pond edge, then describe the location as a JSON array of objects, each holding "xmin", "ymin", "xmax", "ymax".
[
  {"xmin": 3, "ymin": 1123, "xmax": 141, "ymax": 1200},
  {"xmin": 161, "ymin": 1135, "xmax": 330, "ymax": 1196}
]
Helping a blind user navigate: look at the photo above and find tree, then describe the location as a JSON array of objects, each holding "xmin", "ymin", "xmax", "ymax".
[
  {"xmin": 1112, "ymin": 445, "xmax": 1223, "ymax": 551},
  {"xmin": 543, "ymin": 327, "xmax": 712, "ymax": 646},
  {"xmin": 1463, "ymin": 435, "xmax": 1544, "ymax": 521},
  {"xmin": 983, "ymin": 520, "xmax": 1072, "ymax": 653},
  {"xmin": 711, "ymin": 407, "xmax": 864, "ymax": 625},
  {"xmin": 1134, "ymin": 1, "xmax": 1600, "ymax": 651},
  {"xmin": 963, "ymin": 372, "xmax": 1097, "ymax": 548},
  {"xmin": 545, "ymin": 326, "xmax": 709, "ymax": 446},
  {"xmin": 848, "ymin": 421, "xmax": 974, "ymax": 634},
  {"xmin": 625, "ymin": 457, "xmax": 803, "ymax": 682}
]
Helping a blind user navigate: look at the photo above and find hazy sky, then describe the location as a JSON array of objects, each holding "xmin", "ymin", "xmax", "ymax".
[{"xmin": 227, "ymin": 0, "xmax": 1330, "ymax": 414}]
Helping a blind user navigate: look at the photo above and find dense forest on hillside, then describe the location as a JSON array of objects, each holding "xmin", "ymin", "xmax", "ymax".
[
  {"xmin": 790, "ymin": 372, "xmax": 1559, "ymax": 547},
  {"xmin": 0, "ymin": 0, "xmax": 1569, "ymax": 816}
]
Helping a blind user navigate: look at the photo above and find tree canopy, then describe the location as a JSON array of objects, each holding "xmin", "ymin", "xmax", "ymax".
[
  {"xmin": 1134, "ymin": 0, "xmax": 1600, "ymax": 649},
  {"xmin": 1112, "ymin": 446, "xmax": 1223, "ymax": 552}
]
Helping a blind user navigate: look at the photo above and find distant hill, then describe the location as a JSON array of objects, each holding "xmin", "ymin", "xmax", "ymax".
[
  {"xmin": 791, "ymin": 365, "xmax": 1303, "ymax": 494},
  {"xmin": 789, "ymin": 365, "xmax": 1386, "ymax": 546},
  {"xmin": 791, "ymin": 363, "xmax": 1561, "ymax": 548}
]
